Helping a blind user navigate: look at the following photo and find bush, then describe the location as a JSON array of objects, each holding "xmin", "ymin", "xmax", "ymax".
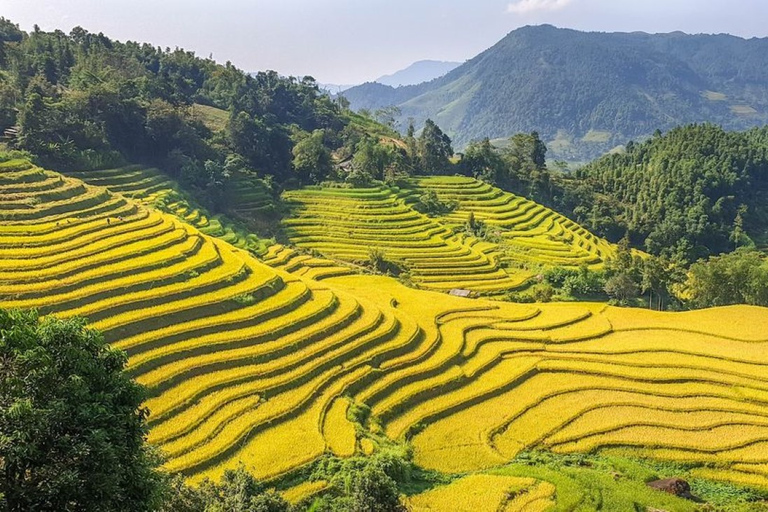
[
  {"xmin": 412, "ymin": 190, "xmax": 456, "ymax": 216},
  {"xmin": 544, "ymin": 265, "xmax": 606, "ymax": 297},
  {"xmin": 308, "ymin": 448, "xmax": 413, "ymax": 512},
  {"xmin": 366, "ymin": 249, "xmax": 405, "ymax": 276},
  {"xmin": 346, "ymin": 168, "xmax": 375, "ymax": 187},
  {"xmin": 531, "ymin": 283, "xmax": 555, "ymax": 302},
  {"xmin": 162, "ymin": 467, "xmax": 289, "ymax": 512}
]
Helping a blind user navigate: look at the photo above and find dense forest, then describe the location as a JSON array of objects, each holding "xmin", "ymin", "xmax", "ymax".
[
  {"xmin": 564, "ymin": 124, "xmax": 768, "ymax": 260},
  {"xmin": 342, "ymin": 25, "xmax": 768, "ymax": 160}
]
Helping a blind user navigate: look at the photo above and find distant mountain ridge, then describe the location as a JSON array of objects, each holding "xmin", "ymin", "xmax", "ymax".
[
  {"xmin": 318, "ymin": 60, "xmax": 461, "ymax": 94},
  {"xmin": 375, "ymin": 60, "xmax": 462, "ymax": 87},
  {"xmin": 342, "ymin": 25, "xmax": 768, "ymax": 160}
]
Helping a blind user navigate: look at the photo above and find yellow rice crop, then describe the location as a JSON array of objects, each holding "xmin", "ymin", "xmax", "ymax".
[
  {"xmin": 503, "ymin": 481, "xmax": 556, "ymax": 512},
  {"xmin": 323, "ymin": 398, "xmax": 357, "ymax": 457},
  {"xmin": 407, "ymin": 474, "xmax": 536, "ymax": 512},
  {"xmin": 4, "ymin": 164, "xmax": 768, "ymax": 494}
]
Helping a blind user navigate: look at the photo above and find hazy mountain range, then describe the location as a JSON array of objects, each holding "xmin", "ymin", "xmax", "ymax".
[
  {"xmin": 341, "ymin": 25, "xmax": 768, "ymax": 160},
  {"xmin": 319, "ymin": 60, "xmax": 461, "ymax": 94}
]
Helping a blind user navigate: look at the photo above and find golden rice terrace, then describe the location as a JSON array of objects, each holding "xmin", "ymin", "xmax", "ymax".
[{"xmin": 2, "ymin": 160, "xmax": 768, "ymax": 509}]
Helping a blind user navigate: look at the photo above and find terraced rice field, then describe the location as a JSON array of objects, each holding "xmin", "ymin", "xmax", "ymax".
[
  {"xmin": 66, "ymin": 165, "xmax": 272, "ymax": 255},
  {"xmin": 404, "ymin": 176, "xmax": 618, "ymax": 267},
  {"xmin": 282, "ymin": 178, "xmax": 619, "ymax": 295},
  {"xmin": 3, "ymin": 160, "xmax": 768, "ymax": 508},
  {"xmin": 406, "ymin": 474, "xmax": 550, "ymax": 511},
  {"xmin": 282, "ymin": 185, "xmax": 532, "ymax": 293}
]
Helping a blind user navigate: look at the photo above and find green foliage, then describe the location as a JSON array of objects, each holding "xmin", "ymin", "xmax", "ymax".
[
  {"xmin": 687, "ymin": 248, "xmax": 768, "ymax": 308},
  {"xmin": 309, "ymin": 448, "xmax": 412, "ymax": 512},
  {"xmin": 366, "ymin": 249, "xmax": 404, "ymax": 277},
  {"xmin": 502, "ymin": 451, "xmax": 767, "ymax": 512},
  {"xmin": 460, "ymin": 138, "xmax": 506, "ymax": 184},
  {"xmin": 604, "ymin": 273, "xmax": 640, "ymax": 305},
  {"xmin": 568, "ymin": 124, "xmax": 768, "ymax": 260},
  {"xmin": 0, "ymin": 309, "xmax": 163, "ymax": 512},
  {"xmin": 417, "ymin": 119, "xmax": 453, "ymax": 174},
  {"xmin": 0, "ymin": 22, "xmax": 399, "ymax": 202},
  {"xmin": 351, "ymin": 136, "xmax": 406, "ymax": 182},
  {"xmin": 292, "ymin": 130, "xmax": 332, "ymax": 184},
  {"xmin": 464, "ymin": 211, "xmax": 485, "ymax": 237},
  {"xmin": 544, "ymin": 266, "xmax": 606, "ymax": 298},
  {"xmin": 460, "ymin": 132, "xmax": 552, "ymax": 205},
  {"xmin": 501, "ymin": 132, "xmax": 551, "ymax": 203},
  {"xmin": 411, "ymin": 190, "xmax": 456, "ymax": 216},
  {"xmin": 200, "ymin": 468, "xmax": 289, "ymax": 512},
  {"xmin": 347, "ymin": 402, "xmax": 372, "ymax": 427},
  {"xmin": 161, "ymin": 468, "xmax": 289, "ymax": 512}
]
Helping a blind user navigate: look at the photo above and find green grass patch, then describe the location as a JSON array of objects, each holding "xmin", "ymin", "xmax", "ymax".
[
  {"xmin": 582, "ymin": 130, "xmax": 613, "ymax": 143},
  {"xmin": 191, "ymin": 103, "xmax": 229, "ymax": 132}
]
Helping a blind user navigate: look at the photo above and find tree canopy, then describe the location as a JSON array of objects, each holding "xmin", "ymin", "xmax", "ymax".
[
  {"xmin": 567, "ymin": 124, "xmax": 768, "ymax": 260},
  {"xmin": 0, "ymin": 309, "xmax": 162, "ymax": 512}
]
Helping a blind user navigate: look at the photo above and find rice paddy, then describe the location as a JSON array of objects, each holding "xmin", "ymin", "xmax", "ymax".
[
  {"xmin": 2, "ymin": 160, "xmax": 768, "ymax": 510},
  {"xmin": 66, "ymin": 165, "xmax": 273, "ymax": 255},
  {"xmin": 281, "ymin": 177, "xmax": 619, "ymax": 295}
]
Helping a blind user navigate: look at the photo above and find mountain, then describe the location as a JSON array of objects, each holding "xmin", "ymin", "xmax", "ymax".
[
  {"xmin": 319, "ymin": 83, "xmax": 357, "ymax": 94},
  {"xmin": 315, "ymin": 61, "xmax": 460, "ymax": 95},
  {"xmin": 374, "ymin": 60, "xmax": 462, "ymax": 87},
  {"xmin": 342, "ymin": 25, "xmax": 768, "ymax": 160}
]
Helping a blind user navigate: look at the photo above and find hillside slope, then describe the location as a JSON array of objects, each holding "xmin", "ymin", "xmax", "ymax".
[
  {"xmin": 565, "ymin": 124, "xmax": 768, "ymax": 257},
  {"xmin": 281, "ymin": 177, "xmax": 618, "ymax": 294},
  {"xmin": 343, "ymin": 25, "xmax": 768, "ymax": 159},
  {"xmin": 3, "ymin": 160, "xmax": 768, "ymax": 503}
]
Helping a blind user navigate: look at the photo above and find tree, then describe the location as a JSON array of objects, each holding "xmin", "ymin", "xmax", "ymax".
[
  {"xmin": 0, "ymin": 17, "xmax": 23, "ymax": 66},
  {"xmin": 161, "ymin": 468, "xmax": 289, "ymax": 512},
  {"xmin": 461, "ymin": 138, "xmax": 506, "ymax": 184},
  {"xmin": 604, "ymin": 273, "xmax": 640, "ymax": 305},
  {"xmin": 349, "ymin": 467, "xmax": 407, "ymax": 512},
  {"xmin": 730, "ymin": 204, "xmax": 751, "ymax": 250},
  {"xmin": 292, "ymin": 129, "xmax": 332, "ymax": 184},
  {"xmin": 687, "ymin": 249, "xmax": 768, "ymax": 308},
  {"xmin": 502, "ymin": 131, "xmax": 550, "ymax": 201},
  {"xmin": 417, "ymin": 119, "xmax": 453, "ymax": 174},
  {"xmin": 405, "ymin": 120, "xmax": 417, "ymax": 164},
  {"xmin": 569, "ymin": 124, "xmax": 768, "ymax": 259},
  {"xmin": 0, "ymin": 309, "xmax": 163, "ymax": 512},
  {"xmin": 373, "ymin": 106, "xmax": 401, "ymax": 130},
  {"xmin": 199, "ymin": 468, "xmax": 289, "ymax": 512},
  {"xmin": 353, "ymin": 136, "xmax": 396, "ymax": 181},
  {"xmin": 641, "ymin": 255, "xmax": 674, "ymax": 310}
]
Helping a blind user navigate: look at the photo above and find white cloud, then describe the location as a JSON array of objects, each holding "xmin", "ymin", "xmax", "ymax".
[{"xmin": 507, "ymin": 0, "xmax": 574, "ymax": 14}]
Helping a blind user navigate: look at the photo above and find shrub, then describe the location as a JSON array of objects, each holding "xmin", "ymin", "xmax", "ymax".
[
  {"xmin": 412, "ymin": 190, "xmax": 456, "ymax": 216},
  {"xmin": 366, "ymin": 249, "xmax": 404, "ymax": 276},
  {"xmin": 346, "ymin": 168, "xmax": 375, "ymax": 187},
  {"xmin": 531, "ymin": 283, "xmax": 555, "ymax": 303}
]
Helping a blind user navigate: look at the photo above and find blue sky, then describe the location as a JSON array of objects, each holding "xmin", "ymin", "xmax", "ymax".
[{"xmin": 1, "ymin": 0, "xmax": 767, "ymax": 83}]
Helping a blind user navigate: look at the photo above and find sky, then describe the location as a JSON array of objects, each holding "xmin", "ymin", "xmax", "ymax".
[{"xmin": 1, "ymin": 0, "xmax": 767, "ymax": 84}]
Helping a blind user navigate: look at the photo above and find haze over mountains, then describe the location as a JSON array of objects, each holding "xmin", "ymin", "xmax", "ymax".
[
  {"xmin": 375, "ymin": 60, "xmax": 461, "ymax": 87},
  {"xmin": 342, "ymin": 25, "xmax": 768, "ymax": 160},
  {"xmin": 320, "ymin": 60, "xmax": 461, "ymax": 94}
]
